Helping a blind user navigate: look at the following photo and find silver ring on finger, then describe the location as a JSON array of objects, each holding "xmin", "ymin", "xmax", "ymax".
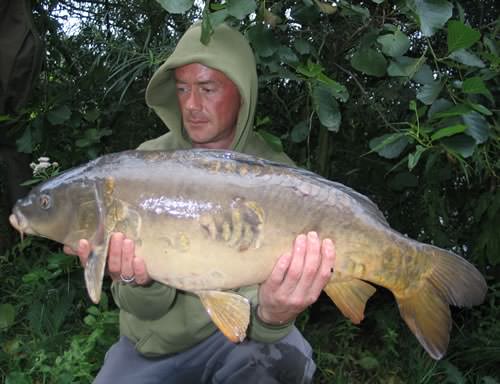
[{"xmin": 120, "ymin": 274, "xmax": 135, "ymax": 284}]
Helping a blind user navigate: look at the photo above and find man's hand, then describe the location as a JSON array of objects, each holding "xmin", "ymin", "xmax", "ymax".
[
  {"xmin": 257, "ymin": 231, "xmax": 335, "ymax": 325},
  {"xmin": 63, "ymin": 233, "xmax": 152, "ymax": 285}
]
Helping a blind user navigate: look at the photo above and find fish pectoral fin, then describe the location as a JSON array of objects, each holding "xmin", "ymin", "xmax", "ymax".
[
  {"xmin": 323, "ymin": 279, "xmax": 376, "ymax": 324},
  {"xmin": 196, "ymin": 290, "xmax": 250, "ymax": 343},
  {"xmin": 84, "ymin": 236, "xmax": 110, "ymax": 304}
]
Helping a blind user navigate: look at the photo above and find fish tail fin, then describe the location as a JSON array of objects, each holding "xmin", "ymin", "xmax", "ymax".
[
  {"xmin": 84, "ymin": 239, "xmax": 110, "ymax": 304},
  {"xmin": 323, "ymin": 278, "xmax": 376, "ymax": 324},
  {"xmin": 395, "ymin": 244, "xmax": 487, "ymax": 360}
]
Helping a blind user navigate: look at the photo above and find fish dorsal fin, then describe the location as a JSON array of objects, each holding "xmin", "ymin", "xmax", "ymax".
[
  {"xmin": 196, "ymin": 290, "xmax": 250, "ymax": 343},
  {"xmin": 323, "ymin": 279, "xmax": 376, "ymax": 324}
]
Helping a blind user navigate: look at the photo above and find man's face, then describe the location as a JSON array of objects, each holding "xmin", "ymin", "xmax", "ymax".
[{"xmin": 174, "ymin": 63, "xmax": 241, "ymax": 149}]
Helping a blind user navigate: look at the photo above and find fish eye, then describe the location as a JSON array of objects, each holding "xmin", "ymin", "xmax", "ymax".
[{"xmin": 38, "ymin": 194, "xmax": 51, "ymax": 210}]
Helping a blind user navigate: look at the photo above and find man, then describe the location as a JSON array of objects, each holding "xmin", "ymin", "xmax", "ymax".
[{"xmin": 66, "ymin": 22, "xmax": 335, "ymax": 383}]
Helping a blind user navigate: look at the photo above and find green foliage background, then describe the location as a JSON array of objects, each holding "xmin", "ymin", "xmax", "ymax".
[{"xmin": 1, "ymin": 0, "xmax": 499, "ymax": 382}]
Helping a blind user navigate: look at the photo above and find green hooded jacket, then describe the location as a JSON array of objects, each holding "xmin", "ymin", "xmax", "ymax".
[{"xmin": 111, "ymin": 22, "xmax": 295, "ymax": 357}]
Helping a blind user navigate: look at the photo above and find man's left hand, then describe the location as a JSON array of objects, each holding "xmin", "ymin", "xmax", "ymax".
[{"xmin": 257, "ymin": 231, "xmax": 335, "ymax": 325}]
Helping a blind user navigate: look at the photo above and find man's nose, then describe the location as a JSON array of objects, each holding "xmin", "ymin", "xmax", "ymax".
[{"xmin": 185, "ymin": 88, "xmax": 202, "ymax": 110}]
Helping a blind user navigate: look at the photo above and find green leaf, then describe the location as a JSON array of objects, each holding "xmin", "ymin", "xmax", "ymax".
[
  {"xmin": 414, "ymin": 0, "xmax": 453, "ymax": 37},
  {"xmin": 358, "ymin": 356, "xmax": 379, "ymax": 370},
  {"xmin": 484, "ymin": 36, "xmax": 498, "ymax": 55},
  {"xmin": 84, "ymin": 315, "xmax": 96, "ymax": 326},
  {"xmin": 359, "ymin": 30, "xmax": 380, "ymax": 49},
  {"xmin": 278, "ymin": 46, "xmax": 299, "ymax": 65},
  {"xmin": 448, "ymin": 49, "xmax": 486, "ymax": 68},
  {"xmin": 469, "ymin": 102, "xmax": 492, "ymax": 116},
  {"xmin": 442, "ymin": 362, "xmax": 465, "ymax": 384},
  {"xmin": 481, "ymin": 377, "xmax": 499, "ymax": 384},
  {"xmin": 428, "ymin": 98, "xmax": 453, "ymax": 118},
  {"xmin": 47, "ymin": 105, "xmax": 72, "ymax": 125},
  {"xmin": 313, "ymin": 0, "xmax": 337, "ymax": 14},
  {"xmin": 431, "ymin": 104, "xmax": 471, "ymax": 119},
  {"xmin": 16, "ymin": 127, "xmax": 33, "ymax": 153},
  {"xmin": 412, "ymin": 64, "xmax": 435, "ymax": 84},
  {"xmin": 447, "ymin": 20, "xmax": 481, "ymax": 53},
  {"xmin": 430, "ymin": 124, "xmax": 467, "ymax": 141},
  {"xmin": 416, "ymin": 81, "xmax": 443, "ymax": 105},
  {"xmin": 256, "ymin": 130, "xmax": 284, "ymax": 152},
  {"xmin": 441, "ymin": 134, "xmax": 476, "ymax": 158},
  {"xmin": 377, "ymin": 30, "xmax": 410, "ymax": 57},
  {"xmin": 296, "ymin": 61, "xmax": 323, "ymax": 78},
  {"xmin": 351, "ymin": 48, "xmax": 387, "ymax": 77},
  {"xmin": 408, "ymin": 145, "xmax": 427, "ymax": 170},
  {"xmin": 207, "ymin": 9, "xmax": 229, "ymax": 30},
  {"xmin": 313, "ymin": 85, "xmax": 341, "ymax": 132},
  {"xmin": 294, "ymin": 39, "xmax": 312, "ymax": 55},
  {"xmin": 84, "ymin": 108, "xmax": 100, "ymax": 123},
  {"xmin": 462, "ymin": 111, "xmax": 490, "ymax": 144},
  {"xmin": 0, "ymin": 303, "xmax": 16, "ymax": 330},
  {"xmin": 348, "ymin": 4, "xmax": 370, "ymax": 20},
  {"xmin": 369, "ymin": 133, "xmax": 409, "ymax": 159},
  {"xmin": 462, "ymin": 77, "xmax": 493, "ymax": 102},
  {"xmin": 6, "ymin": 372, "xmax": 30, "ymax": 384},
  {"xmin": 227, "ymin": 0, "xmax": 256, "ymax": 20},
  {"xmin": 316, "ymin": 74, "xmax": 349, "ymax": 102},
  {"xmin": 247, "ymin": 24, "xmax": 279, "ymax": 58},
  {"xmin": 291, "ymin": 120, "xmax": 310, "ymax": 143},
  {"xmin": 387, "ymin": 56, "xmax": 423, "ymax": 77},
  {"xmin": 155, "ymin": 0, "xmax": 194, "ymax": 13},
  {"xmin": 0, "ymin": 114, "xmax": 12, "ymax": 122}
]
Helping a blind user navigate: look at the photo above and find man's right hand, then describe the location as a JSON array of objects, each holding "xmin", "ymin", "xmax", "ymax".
[{"xmin": 63, "ymin": 233, "xmax": 152, "ymax": 286}]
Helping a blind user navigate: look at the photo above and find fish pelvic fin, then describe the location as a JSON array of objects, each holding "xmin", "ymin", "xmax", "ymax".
[
  {"xmin": 196, "ymin": 290, "xmax": 250, "ymax": 343},
  {"xmin": 395, "ymin": 244, "xmax": 487, "ymax": 360},
  {"xmin": 323, "ymin": 279, "xmax": 376, "ymax": 324}
]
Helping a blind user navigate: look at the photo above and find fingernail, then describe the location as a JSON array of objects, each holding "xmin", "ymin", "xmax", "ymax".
[
  {"xmin": 323, "ymin": 239, "xmax": 333, "ymax": 255},
  {"xmin": 308, "ymin": 231, "xmax": 318, "ymax": 239}
]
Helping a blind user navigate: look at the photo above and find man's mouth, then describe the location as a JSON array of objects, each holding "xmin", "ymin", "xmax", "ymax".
[{"xmin": 187, "ymin": 119, "xmax": 209, "ymax": 125}]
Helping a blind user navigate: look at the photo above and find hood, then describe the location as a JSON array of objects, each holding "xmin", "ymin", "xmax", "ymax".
[{"xmin": 144, "ymin": 22, "xmax": 258, "ymax": 152}]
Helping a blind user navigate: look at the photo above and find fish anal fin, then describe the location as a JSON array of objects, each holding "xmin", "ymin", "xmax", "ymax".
[
  {"xmin": 324, "ymin": 279, "xmax": 376, "ymax": 324},
  {"xmin": 396, "ymin": 285, "xmax": 450, "ymax": 360},
  {"xmin": 197, "ymin": 290, "xmax": 250, "ymax": 343},
  {"xmin": 84, "ymin": 237, "xmax": 110, "ymax": 304}
]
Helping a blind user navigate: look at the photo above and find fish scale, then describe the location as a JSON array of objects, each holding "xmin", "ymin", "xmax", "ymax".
[{"xmin": 9, "ymin": 148, "xmax": 487, "ymax": 359}]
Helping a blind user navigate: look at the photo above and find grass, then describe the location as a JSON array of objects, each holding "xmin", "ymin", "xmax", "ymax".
[{"xmin": 1, "ymin": 238, "xmax": 499, "ymax": 383}]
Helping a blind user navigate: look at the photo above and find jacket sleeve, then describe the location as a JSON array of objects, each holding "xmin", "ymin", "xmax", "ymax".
[
  {"xmin": 111, "ymin": 281, "xmax": 177, "ymax": 320},
  {"xmin": 238, "ymin": 285, "xmax": 294, "ymax": 343}
]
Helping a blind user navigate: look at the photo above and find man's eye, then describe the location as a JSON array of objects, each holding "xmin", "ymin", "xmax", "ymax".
[
  {"xmin": 201, "ymin": 87, "xmax": 215, "ymax": 93},
  {"xmin": 39, "ymin": 194, "xmax": 51, "ymax": 210}
]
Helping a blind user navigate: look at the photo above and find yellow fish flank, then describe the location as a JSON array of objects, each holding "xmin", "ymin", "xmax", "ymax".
[{"xmin": 9, "ymin": 149, "xmax": 487, "ymax": 359}]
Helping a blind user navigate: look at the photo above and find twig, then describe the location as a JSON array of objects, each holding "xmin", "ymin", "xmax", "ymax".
[{"xmin": 334, "ymin": 63, "xmax": 398, "ymax": 132}]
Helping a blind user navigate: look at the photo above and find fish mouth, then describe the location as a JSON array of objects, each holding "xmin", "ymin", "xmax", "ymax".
[{"xmin": 9, "ymin": 210, "xmax": 34, "ymax": 240}]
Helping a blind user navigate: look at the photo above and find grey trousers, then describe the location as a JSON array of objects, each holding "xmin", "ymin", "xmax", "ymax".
[{"xmin": 93, "ymin": 327, "xmax": 315, "ymax": 384}]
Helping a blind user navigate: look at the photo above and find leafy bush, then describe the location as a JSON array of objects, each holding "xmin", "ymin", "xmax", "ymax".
[{"xmin": 1, "ymin": 0, "xmax": 498, "ymax": 382}]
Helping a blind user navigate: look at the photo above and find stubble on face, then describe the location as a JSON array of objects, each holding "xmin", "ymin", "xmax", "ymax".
[{"xmin": 174, "ymin": 63, "xmax": 242, "ymax": 150}]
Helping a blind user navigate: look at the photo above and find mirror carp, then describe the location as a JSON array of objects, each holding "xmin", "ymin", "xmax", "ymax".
[{"xmin": 9, "ymin": 149, "xmax": 487, "ymax": 359}]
